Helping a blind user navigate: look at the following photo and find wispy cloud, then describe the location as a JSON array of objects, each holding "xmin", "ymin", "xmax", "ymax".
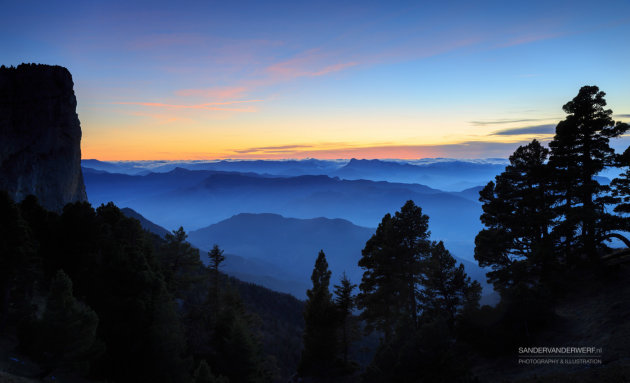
[
  {"xmin": 127, "ymin": 111, "xmax": 195, "ymax": 124},
  {"xmin": 615, "ymin": 114, "xmax": 630, "ymax": 118},
  {"xmin": 470, "ymin": 118, "xmax": 555, "ymax": 126},
  {"xmin": 265, "ymin": 48, "xmax": 358, "ymax": 80},
  {"xmin": 126, "ymin": 33, "xmax": 207, "ymax": 50},
  {"xmin": 310, "ymin": 62, "xmax": 359, "ymax": 76},
  {"xmin": 227, "ymin": 140, "xmax": 540, "ymax": 160},
  {"xmin": 115, "ymin": 99, "xmax": 262, "ymax": 112},
  {"xmin": 496, "ymin": 31, "xmax": 565, "ymax": 48},
  {"xmin": 122, "ymin": 14, "xmax": 574, "ymax": 115},
  {"xmin": 492, "ymin": 124, "xmax": 556, "ymax": 136},
  {"xmin": 175, "ymin": 86, "xmax": 249, "ymax": 100},
  {"xmin": 234, "ymin": 144, "xmax": 314, "ymax": 154}
]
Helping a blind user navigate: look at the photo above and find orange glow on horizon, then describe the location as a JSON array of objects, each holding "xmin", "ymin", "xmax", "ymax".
[{"xmin": 81, "ymin": 138, "xmax": 544, "ymax": 161}]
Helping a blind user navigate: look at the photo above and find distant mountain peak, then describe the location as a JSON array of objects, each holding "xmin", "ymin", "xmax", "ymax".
[
  {"xmin": 225, "ymin": 212, "xmax": 366, "ymax": 226},
  {"xmin": 170, "ymin": 167, "xmax": 192, "ymax": 174}
]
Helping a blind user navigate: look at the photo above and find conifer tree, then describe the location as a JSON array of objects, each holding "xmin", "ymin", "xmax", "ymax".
[
  {"xmin": 421, "ymin": 241, "xmax": 481, "ymax": 329},
  {"xmin": 161, "ymin": 226, "xmax": 203, "ymax": 297},
  {"xmin": 357, "ymin": 200, "xmax": 430, "ymax": 340},
  {"xmin": 333, "ymin": 272, "xmax": 357, "ymax": 368},
  {"xmin": 356, "ymin": 213, "xmax": 397, "ymax": 341},
  {"xmin": 361, "ymin": 229, "xmax": 478, "ymax": 383},
  {"xmin": 208, "ymin": 244, "xmax": 225, "ymax": 307},
  {"xmin": 548, "ymin": 86, "xmax": 629, "ymax": 259},
  {"xmin": 299, "ymin": 250, "xmax": 337, "ymax": 377},
  {"xmin": 475, "ymin": 140, "xmax": 557, "ymax": 293}
]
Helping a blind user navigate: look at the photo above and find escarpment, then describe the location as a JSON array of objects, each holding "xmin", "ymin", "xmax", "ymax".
[{"xmin": 0, "ymin": 63, "xmax": 87, "ymax": 211}]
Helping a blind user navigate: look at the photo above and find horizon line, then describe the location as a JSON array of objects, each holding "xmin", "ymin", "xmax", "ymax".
[{"xmin": 81, "ymin": 157, "xmax": 509, "ymax": 162}]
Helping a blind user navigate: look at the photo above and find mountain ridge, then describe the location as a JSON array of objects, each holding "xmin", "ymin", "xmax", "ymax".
[
  {"xmin": 82, "ymin": 158, "xmax": 508, "ymax": 191},
  {"xmin": 187, "ymin": 212, "xmax": 490, "ymax": 299}
]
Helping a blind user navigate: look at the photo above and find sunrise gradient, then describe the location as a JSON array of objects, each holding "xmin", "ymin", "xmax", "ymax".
[{"xmin": 2, "ymin": 0, "xmax": 629, "ymax": 160}]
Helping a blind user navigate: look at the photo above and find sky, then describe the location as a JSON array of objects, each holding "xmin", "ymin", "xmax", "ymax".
[{"xmin": 2, "ymin": 0, "xmax": 630, "ymax": 160}]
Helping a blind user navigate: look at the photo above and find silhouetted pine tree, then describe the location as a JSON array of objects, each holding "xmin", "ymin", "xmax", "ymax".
[
  {"xmin": 360, "ymin": 221, "xmax": 479, "ymax": 383},
  {"xmin": 208, "ymin": 244, "xmax": 225, "ymax": 309},
  {"xmin": 160, "ymin": 226, "xmax": 203, "ymax": 297},
  {"xmin": 333, "ymin": 272, "xmax": 357, "ymax": 369},
  {"xmin": 475, "ymin": 140, "xmax": 557, "ymax": 293},
  {"xmin": 299, "ymin": 250, "xmax": 338, "ymax": 377},
  {"xmin": 357, "ymin": 200, "xmax": 430, "ymax": 340},
  {"xmin": 548, "ymin": 86, "xmax": 629, "ymax": 260},
  {"xmin": 421, "ymin": 241, "xmax": 481, "ymax": 329}
]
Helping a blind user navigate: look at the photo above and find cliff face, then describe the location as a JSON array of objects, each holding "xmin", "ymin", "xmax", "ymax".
[{"xmin": 0, "ymin": 63, "xmax": 87, "ymax": 211}]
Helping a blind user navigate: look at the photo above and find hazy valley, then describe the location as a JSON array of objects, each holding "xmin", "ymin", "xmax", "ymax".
[{"xmin": 84, "ymin": 160, "xmax": 494, "ymax": 300}]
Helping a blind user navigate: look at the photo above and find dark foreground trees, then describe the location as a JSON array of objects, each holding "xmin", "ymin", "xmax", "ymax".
[
  {"xmin": 356, "ymin": 201, "xmax": 480, "ymax": 382},
  {"xmin": 475, "ymin": 86, "xmax": 629, "ymax": 299},
  {"xmin": 357, "ymin": 200, "xmax": 431, "ymax": 341},
  {"xmin": 160, "ymin": 226, "xmax": 204, "ymax": 299},
  {"xmin": 0, "ymin": 191, "xmax": 33, "ymax": 331},
  {"xmin": 333, "ymin": 272, "xmax": 357, "ymax": 368},
  {"xmin": 1, "ymin": 196, "xmax": 282, "ymax": 383},
  {"xmin": 299, "ymin": 250, "xmax": 338, "ymax": 377},
  {"xmin": 421, "ymin": 241, "xmax": 481, "ymax": 330},
  {"xmin": 470, "ymin": 86, "xmax": 630, "ymax": 363},
  {"xmin": 357, "ymin": 201, "xmax": 478, "ymax": 338},
  {"xmin": 299, "ymin": 253, "xmax": 362, "ymax": 379},
  {"xmin": 208, "ymin": 244, "xmax": 225, "ymax": 309},
  {"xmin": 29, "ymin": 270, "xmax": 101, "ymax": 375},
  {"xmin": 9, "ymin": 201, "xmax": 190, "ymax": 382},
  {"xmin": 548, "ymin": 85, "xmax": 629, "ymax": 260},
  {"xmin": 475, "ymin": 139, "xmax": 557, "ymax": 294}
]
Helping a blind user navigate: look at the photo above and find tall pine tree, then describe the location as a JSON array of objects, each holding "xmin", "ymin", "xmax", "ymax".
[
  {"xmin": 475, "ymin": 140, "xmax": 557, "ymax": 293},
  {"xmin": 421, "ymin": 241, "xmax": 481, "ymax": 329},
  {"xmin": 548, "ymin": 86, "xmax": 629, "ymax": 259},
  {"xmin": 160, "ymin": 226, "xmax": 203, "ymax": 297},
  {"xmin": 357, "ymin": 200, "xmax": 430, "ymax": 340},
  {"xmin": 299, "ymin": 250, "xmax": 338, "ymax": 377},
  {"xmin": 333, "ymin": 272, "xmax": 357, "ymax": 369},
  {"xmin": 208, "ymin": 244, "xmax": 225, "ymax": 309}
]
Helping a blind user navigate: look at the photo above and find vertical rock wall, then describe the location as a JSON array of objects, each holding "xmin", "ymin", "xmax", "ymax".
[{"xmin": 0, "ymin": 63, "xmax": 87, "ymax": 211}]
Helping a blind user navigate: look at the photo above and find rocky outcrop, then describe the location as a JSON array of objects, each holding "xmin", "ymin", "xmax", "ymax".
[{"xmin": 0, "ymin": 63, "xmax": 87, "ymax": 211}]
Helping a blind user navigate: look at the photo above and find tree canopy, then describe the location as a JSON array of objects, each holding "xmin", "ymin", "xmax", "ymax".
[
  {"xmin": 475, "ymin": 139, "xmax": 557, "ymax": 293},
  {"xmin": 299, "ymin": 250, "xmax": 338, "ymax": 377},
  {"xmin": 357, "ymin": 200, "xmax": 431, "ymax": 340},
  {"xmin": 548, "ymin": 85, "xmax": 629, "ymax": 259}
]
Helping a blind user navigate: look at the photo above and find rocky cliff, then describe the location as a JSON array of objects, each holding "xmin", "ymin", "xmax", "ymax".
[{"xmin": 0, "ymin": 63, "xmax": 87, "ymax": 211}]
